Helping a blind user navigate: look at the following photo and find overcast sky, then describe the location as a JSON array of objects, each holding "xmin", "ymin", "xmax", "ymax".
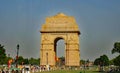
[{"xmin": 0, "ymin": 0, "xmax": 120, "ymax": 61}]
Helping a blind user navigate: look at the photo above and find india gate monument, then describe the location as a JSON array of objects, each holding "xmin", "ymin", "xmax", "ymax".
[{"xmin": 40, "ymin": 13, "xmax": 80, "ymax": 67}]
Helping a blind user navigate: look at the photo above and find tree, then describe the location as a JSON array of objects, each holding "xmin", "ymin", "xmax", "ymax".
[
  {"xmin": 0, "ymin": 44, "xmax": 7, "ymax": 64},
  {"xmin": 111, "ymin": 42, "xmax": 120, "ymax": 66},
  {"xmin": 112, "ymin": 42, "xmax": 120, "ymax": 54},
  {"xmin": 113, "ymin": 55, "xmax": 120, "ymax": 66},
  {"xmin": 29, "ymin": 58, "xmax": 40, "ymax": 65},
  {"xmin": 94, "ymin": 54, "xmax": 109, "ymax": 66},
  {"xmin": 23, "ymin": 58, "xmax": 29, "ymax": 64},
  {"xmin": 17, "ymin": 56, "xmax": 24, "ymax": 64},
  {"xmin": 80, "ymin": 60, "xmax": 85, "ymax": 65},
  {"xmin": 109, "ymin": 59, "xmax": 114, "ymax": 65},
  {"xmin": 100, "ymin": 55, "xmax": 109, "ymax": 66},
  {"xmin": 94, "ymin": 58, "xmax": 101, "ymax": 65}
]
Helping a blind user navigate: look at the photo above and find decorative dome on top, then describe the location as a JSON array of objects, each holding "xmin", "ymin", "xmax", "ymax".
[{"xmin": 55, "ymin": 13, "xmax": 66, "ymax": 16}]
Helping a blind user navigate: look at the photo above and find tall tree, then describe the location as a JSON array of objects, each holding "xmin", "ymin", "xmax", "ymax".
[
  {"xmin": 113, "ymin": 55, "xmax": 120, "ymax": 66},
  {"xmin": 100, "ymin": 55, "xmax": 109, "ymax": 66},
  {"xmin": 112, "ymin": 42, "xmax": 120, "ymax": 54},
  {"xmin": 94, "ymin": 58, "xmax": 101, "ymax": 65},
  {"xmin": 0, "ymin": 44, "xmax": 7, "ymax": 64},
  {"xmin": 111, "ymin": 42, "xmax": 120, "ymax": 66},
  {"xmin": 94, "ymin": 54, "xmax": 109, "ymax": 66}
]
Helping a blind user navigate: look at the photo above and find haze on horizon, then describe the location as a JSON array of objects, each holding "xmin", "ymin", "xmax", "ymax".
[{"xmin": 0, "ymin": 0, "xmax": 120, "ymax": 61}]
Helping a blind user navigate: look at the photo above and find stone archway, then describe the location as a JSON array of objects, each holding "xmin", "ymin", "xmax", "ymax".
[
  {"xmin": 40, "ymin": 13, "xmax": 80, "ymax": 67},
  {"xmin": 54, "ymin": 37, "xmax": 64, "ymax": 57}
]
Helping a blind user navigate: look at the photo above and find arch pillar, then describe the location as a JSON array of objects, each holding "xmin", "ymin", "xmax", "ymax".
[{"xmin": 40, "ymin": 43, "xmax": 55, "ymax": 66}]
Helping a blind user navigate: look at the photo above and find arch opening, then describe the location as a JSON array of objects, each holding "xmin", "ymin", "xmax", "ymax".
[{"xmin": 54, "ymin": 37, "xmax": 65, "ymax": 67}]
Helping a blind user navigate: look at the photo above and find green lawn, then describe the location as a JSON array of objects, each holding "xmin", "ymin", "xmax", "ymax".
[
  {"xmin": 35, "ymin": 70, "xmax": 105, "ymax": 73},
  {"xmin": 35, "ymin": 70, "xmax": 120, "ymax": 73}
]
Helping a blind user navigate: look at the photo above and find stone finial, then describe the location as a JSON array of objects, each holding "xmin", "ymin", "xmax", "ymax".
[{"xmin": 55, "ymin": 13, "xmax": 66, "ymax": 16}]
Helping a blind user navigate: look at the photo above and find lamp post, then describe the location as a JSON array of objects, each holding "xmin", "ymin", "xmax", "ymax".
[
  {"xmin": 16, "ymin": 44, "xmax": 19, "ymax": 68},
  {"xmin": 17, "ymin": 44, "xmax": 19, "ymax": 58}
]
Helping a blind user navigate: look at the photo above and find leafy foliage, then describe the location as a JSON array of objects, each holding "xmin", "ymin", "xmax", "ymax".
[
  {"xmin": 109, "ymin": 59, "xmax": 114, "ymax": 65},
  {"xmin": 80, "ymin": 60, "xmax": 85, "ymax": 65},
  {"xmin": 29, "ymin": 58, "xmax": 40, "ymax": 65},
  {"xmin": 112, "ymin": 42, "xmax": 120, "ymax": 54},
  {"xmin": 17, "ymin": 56, "xmax": 24, "ymax": 64},
  {"xmin": 23, "ymin": 58, "xmax": 29, "ymax": 64},
  {"xmin": 111, "ymin": 42, "xmax": 120, "ymax": 66},
  {"xmin": 94, "ymin": 54, "xmax": 109, "ymax": 66},
  {"xmin": 94, "ymin": 58, "xmax": 101, "ymax": 65},
  {"xmin": 0, "ymin": 44, "xmax": 7, "ymax": 64},
  {"xmin": 113, "ymin": 55, "xmax": 120, "ymax": 66},
  {"xmin": 16, "ymin": 57, "xmax": 39, "ymax": 65}
]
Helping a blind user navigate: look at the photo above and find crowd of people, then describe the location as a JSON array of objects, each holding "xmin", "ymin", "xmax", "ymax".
[{"xmin": 0, "ymin": 65, "xmax": 51, "ymax": 73}]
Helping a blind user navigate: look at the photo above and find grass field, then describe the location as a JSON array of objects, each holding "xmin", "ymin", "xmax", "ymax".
[
  {"xmin": 35, "ymin": 70, "xmax": 104, "ymax": 73},
  {"xmin": 35, "ymin": 70, "xmax": 120, "ymax": 73}
]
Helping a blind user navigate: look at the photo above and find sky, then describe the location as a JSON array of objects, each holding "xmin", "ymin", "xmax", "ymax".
[{"xmin": 0, "ymin": 0, "xmax": 120, "ymax": 61}]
